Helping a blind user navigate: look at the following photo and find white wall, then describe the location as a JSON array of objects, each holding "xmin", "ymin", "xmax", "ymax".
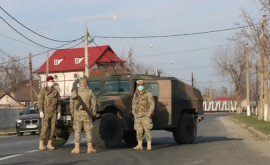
[
  {"xmin": 39, "ymin": 71, "xmax": 84, "ymax": 97},
  {"xmin": 0, "ymin": 95, "xmax": 23, "ymax": 107}
]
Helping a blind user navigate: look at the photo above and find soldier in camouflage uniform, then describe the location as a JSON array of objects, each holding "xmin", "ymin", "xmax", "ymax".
[
  {"xmin": 38, "ymin": 76, "xmax": 61, "ymax": 150},
  {"xmin": 70, "ymin": 78, "xmax": 97, "ymax": 154},
  {"xmin": 132, "ymin": 80, "xmax": 155, "ymax": 151}
]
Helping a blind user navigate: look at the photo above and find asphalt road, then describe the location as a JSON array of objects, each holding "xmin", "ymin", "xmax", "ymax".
[{"xmin": 1, "ymin": 113, "xmax": 270, "ymax": 165}]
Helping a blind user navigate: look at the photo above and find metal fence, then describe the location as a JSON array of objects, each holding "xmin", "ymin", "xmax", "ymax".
[{"xmin": 0, "ymin": 108, "xmax": 20, "ymax": 129}]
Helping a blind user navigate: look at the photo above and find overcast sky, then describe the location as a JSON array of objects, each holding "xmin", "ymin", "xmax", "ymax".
[{"xmin": 0, "ymin": 0, "xmax": 263, "ymax": 91}]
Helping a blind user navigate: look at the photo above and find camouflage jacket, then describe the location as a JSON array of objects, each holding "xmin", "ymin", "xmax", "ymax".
[
  {"xmin": 70, "ymin": 86, "xmax": 97, "ymax": 117},
  {"xmin": 38, "ymin": 87, "xmax": 61, "ymax": 114},
  {"xmin": 132, "ymin": 90, "xmax": 155, "ymax": 118}
]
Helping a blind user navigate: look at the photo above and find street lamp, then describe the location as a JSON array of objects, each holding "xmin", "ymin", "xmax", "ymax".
[
  {"xmin": 84, "ymin": 16, "xmax": 118, "ymax": 77},
  {"xmin": 155, "ymin": 62, "xmax": 174, "ymax": 76}
]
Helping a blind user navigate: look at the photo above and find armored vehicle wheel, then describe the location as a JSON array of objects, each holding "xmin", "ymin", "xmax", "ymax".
[
  {"xmin": 52, "ymin": 127, "xmax": 70, "ymax": 147},
  {"xmin": 173, "ymin": 113, "xmax": 197, "ymax": 144},
  {"xmin": 93, "ymin": 113, "xmax": 123, "ymax": 149},
  {"xmin": 123, "ymin": 130, "xmax": 137, "ymax": 146}
]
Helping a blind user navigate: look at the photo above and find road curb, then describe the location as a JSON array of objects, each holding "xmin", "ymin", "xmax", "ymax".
[
  {"xmin": 0, "ymin": 132, "xmax": 16, "ymax": 136},
  {"xmin": 227, "ymin": 116, "xmax": 270, "ymax": 140}
]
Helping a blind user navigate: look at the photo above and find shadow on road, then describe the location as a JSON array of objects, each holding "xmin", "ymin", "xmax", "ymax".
[{"xmin": 195, "ymin": 136, "xmax": 242, "ymax": 144}]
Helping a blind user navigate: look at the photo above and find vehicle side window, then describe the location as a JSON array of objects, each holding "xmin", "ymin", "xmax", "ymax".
[
  {"xmin": 145, "ymin": 83, "xmax": 159, "ymax": 96},
  {"xmin": 103, "ymin": 80, "xmax": 130, "ymax": 94},
  {"xmin": 119, "ymin": 81, "xmax": 130, "ymax": 94},
  {"xmin": 87, "ymin": 81, "xmax": 101, "ymax": 94}
]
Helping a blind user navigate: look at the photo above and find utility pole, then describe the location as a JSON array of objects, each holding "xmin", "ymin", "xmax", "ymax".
[
  {"xmin": 245, "ymin": 44, "xmax": 250, "ymax": 116},
  {"xmin": 210, "ymin": 81, "xmax": 213, "ymax": 100},
  {"xmin": 259, "ymin": 15, "xmax": 267, "ymax": 120},
  {"xmin": 263, "ymin": 15, "xmax": 269, "ymax": 121},
  {"xmin": 128, "ymin": 48, "xmax": 133, "ymax": 73},
  {"xmin": 191, "ymin": 72, "xmax": 194, "ymax": 87},
  {"xmin": 46, "ymin": 52, "xmax": 49, "ymax": 76},
  {"xmin": 84, "ymin": 26, "xmax": 89, "ymax": 77},
  {"xmin": 256, "ymin": 61, "xmax": 259, "ymax": 116},
  {"xmin": 28, "ymin": 53, "xmax": 33, "ymax": 105}
]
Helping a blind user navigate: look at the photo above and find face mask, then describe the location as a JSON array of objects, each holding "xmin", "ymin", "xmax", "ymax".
[
  {"xmin": 48, "ymin": 82, "xmax": 54, "ymax": 87},
  {"xmin": 137, "ymin": 86, "xmax": 144, "ymax": 91}
]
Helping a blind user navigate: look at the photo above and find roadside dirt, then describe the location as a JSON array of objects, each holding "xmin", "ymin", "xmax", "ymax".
[{"xmin": 220, "ymin": 116, "xmax": 270, "ymax": 158}]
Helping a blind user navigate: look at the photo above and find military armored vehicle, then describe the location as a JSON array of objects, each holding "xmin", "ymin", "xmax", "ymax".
[{"xmin": 52, "ymin": 74, "xmax": 204, "ymax": 148}]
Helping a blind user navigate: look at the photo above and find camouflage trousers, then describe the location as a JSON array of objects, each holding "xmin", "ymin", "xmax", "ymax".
[
  {"xmin": 134, "ymin": 116, "xmax": 153, "ymax": 141},
  {"xmin": 40, "ymin": 112, "xmax": 56, "ymax": 140},
  {"xmin": 73, "ymin": 114, "xmax": 93, "ymax": 143}
]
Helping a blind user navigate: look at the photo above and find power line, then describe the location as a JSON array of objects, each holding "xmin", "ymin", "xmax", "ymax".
[
  {"xmin": 0, "ymin": 38, "xmax": 84, "ymax": 65},
  {"xmin": 136, "ymin": 44, "xmax": 232, "ymax": 57},
  {"xmin": 93, "ymin": 24, "xmax": 257, "ymax": 39},
  {"xmin": 0, "ymin": 15, "xmax": 84, "ymax": 50},
  {"xmin": 0, "ymin": 33, "xmax": 39, "ymax": 47},
  {"xmin": 0, "ymin": 6, "xmax": 82, "ymax": 43}
]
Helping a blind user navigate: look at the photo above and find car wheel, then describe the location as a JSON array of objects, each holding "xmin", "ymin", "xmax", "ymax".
[
  {"xmin": 16, "ymin": 129, "xmax": 23, "ymax": 136},
  {"xmin": 123, "ymin": 130, "xmax": 137, "ymax": 146},
  {"xmin": 52, "ymin": 127, "xmax": 70, "ymax": 147},
  {"xmin": 173, "ymin": 113, "xmax": 197, "ymax": 144},
  {"xmin": 31, "ymin": 131, "xmax": 36, "ymax": 135},
  {"xmin": 93, "ymin": 113, "xmax": 123, "ymax": 149}
]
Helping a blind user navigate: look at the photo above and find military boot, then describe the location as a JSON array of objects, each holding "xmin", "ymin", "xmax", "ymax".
[
  {"xmin": 47, "ymin": 140, "xmax": 55, "ymax": 150},
  {"xmin": 39, "ymin": 140, "xmax": 45, "ymax": 150},
  {"xmin": 133, "ymin": 141, "xmax": 143, "ymax": 150},
  {"xmin": 147, "ymin": 141, "xmax": 152, "ymax": 151},
  {"xmin": 87, "ymin": 143, "xmax": 96, "ymax": 154},
  {"xmin": 71, "ymin": 143, "xmax": 80, "ymax": 154}
]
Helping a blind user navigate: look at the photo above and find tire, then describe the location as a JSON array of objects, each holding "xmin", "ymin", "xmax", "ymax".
[
  {"xmin": 93, "ymin": 113, "xmax": 123, "ymax": 149},
  {"xmin": 123, "ymin": 130, "xmax": 137, "ymax": 146},
  {"xmin": 173, "ymin": 113, "xmax": 197, "ymax": 144},
  {"xmin": 31, "ymin": 131, "xmax": 36, "ymax": 135},
  {"xmin": 52, "ymin": 127, "xmax": 70, "ymax": 147},
  {"xmin": 16, "ymin": 129, "xmax": 23, "ymax": 136}
]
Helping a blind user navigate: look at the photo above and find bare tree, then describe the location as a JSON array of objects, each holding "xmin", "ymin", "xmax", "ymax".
[
  {"xmin": 213, "ymin": 45, "xmax": 246, "ymax": 114},
  {"xmin": 0, "ymin": 56, "xmax": 28, "ymax": 91}
]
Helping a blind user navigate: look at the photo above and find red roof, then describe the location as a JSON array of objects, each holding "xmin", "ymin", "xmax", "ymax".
[
  {"xmin": 215, "ymin": 97, "xmax": 238, "ymax": 101},
  {"xmin": 34, "ymin": 45, "xmax": 125, "ymax": 73}
]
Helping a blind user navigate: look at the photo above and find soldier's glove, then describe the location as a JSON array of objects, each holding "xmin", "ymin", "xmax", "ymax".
[
  {"xmin": 57, "ymin": 113, "xmax": 61, "ymax": 120},
  {"xmin": 40, "ymin": 112, "xmax": 44, "ymax": 119}
]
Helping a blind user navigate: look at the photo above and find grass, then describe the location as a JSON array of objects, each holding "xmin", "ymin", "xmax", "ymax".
[
  {"xmin": 231, "ymin": 114, "xmax": 270, "ymax": 135},
  {"xmin": 0, "ymin": 128, "xmax": 16, "ymax": 133}
]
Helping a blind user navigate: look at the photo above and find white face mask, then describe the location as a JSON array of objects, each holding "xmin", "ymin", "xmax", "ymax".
[{"xmin": 48, "ymin": 82, "xmax": 54, "ymax": 87}]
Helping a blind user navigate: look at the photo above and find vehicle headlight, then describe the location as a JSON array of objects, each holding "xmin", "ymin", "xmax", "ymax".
[{"xmin": 16, "ymin": 119, "xmax": 22, "ymax": 123}]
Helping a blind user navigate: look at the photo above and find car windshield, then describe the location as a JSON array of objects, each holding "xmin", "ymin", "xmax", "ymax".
[
  {"xmin": 23, "ymin": 105, "xmax": 39, "ymax": 115},
  {"xmin": 103, "ymin": 80, "xmax": 130, "ymax": 94}
]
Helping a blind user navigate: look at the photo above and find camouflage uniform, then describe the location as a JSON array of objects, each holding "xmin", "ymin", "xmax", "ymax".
[
  {"xmin": 132, "ymin": 90, "xmax": 155, "ymax": 141},
  {"xmin": 38, "ymin": 87, "xmax": 61, "ymax": 140},
  {"xmin": 70, "ymin": 86, "xmax": 97, "ymax": 143}
]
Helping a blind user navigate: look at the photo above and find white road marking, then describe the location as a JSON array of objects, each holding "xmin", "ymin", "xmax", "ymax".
[
  {"xmin": 185, "ymin": 160, "xmax": 205, "ymax": 165},
  {"xmin": 66, "ymin": 138, "xmax": 86, "ymax": 145},
  {"xmin": 25, "ymin": 150, "xmax": 39, "ymax": 153},
  {"xmin": 0, "ymin": 154, "xmax": 23, "ymax": 161}
]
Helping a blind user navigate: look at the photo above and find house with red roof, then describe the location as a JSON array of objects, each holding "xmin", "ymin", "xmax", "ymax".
[{"xmin": 34, "ymin": 45, "xmax": 126, "ymax": 97}]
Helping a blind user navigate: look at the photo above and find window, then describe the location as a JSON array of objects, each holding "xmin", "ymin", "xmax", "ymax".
[
  {"xmin": 54, "ymin": 59, "xmax": 59, "ymax": 65},
  {"xmin": 75, "ymin": 57, "xmax": 84, "ymax": 64},
  {"xmin": 23, "ymin": 105, "xmax": 38, "ymax": 115},
  {"xmin": 103, "ymin": 80, "xmax": 130, "ymax": 94},
  {"xmin": 54, "ymin": 59, "xmax": 63, "ymax": 65},
  {"xmin": 145, "ymin": 83, "xmax": 159, "ymax": 96},
  {"xmin": 87, "ymin": 81, "xmax": 101, "ymax": 94}
]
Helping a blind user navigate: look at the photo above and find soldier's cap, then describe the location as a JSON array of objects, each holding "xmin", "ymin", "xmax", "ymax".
[
  {"xmin": 136, "ymin": 80, "xmax": 144, "ymax": 85},
  {"xmin": 79, "ymin": 78, "xmax": 87, "ymax": 83},
  {"xmin": 46, "ymin": 76, "xmax": 54, "ymax": 81}
]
